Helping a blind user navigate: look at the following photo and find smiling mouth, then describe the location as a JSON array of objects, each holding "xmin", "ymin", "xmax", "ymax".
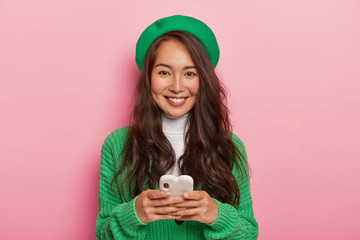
[{"xmin": 166, "ymin": 97, "xmax": 187, "ymax": 103}]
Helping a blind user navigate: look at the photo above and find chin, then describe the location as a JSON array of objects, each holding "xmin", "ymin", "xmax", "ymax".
[
  {"xmin": 166, "ymin": 110, "xmax": 188, "ymax": 118},
  {"xmin": 168, "ymin": 113, "xmax": 183, "ymax": 118}
]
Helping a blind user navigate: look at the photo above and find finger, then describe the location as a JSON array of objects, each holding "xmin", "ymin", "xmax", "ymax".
[
  {"xmin": 168, "ymin": 207, "xmax": 201, "ymax": 217},
  {"xmin": 153, "ymin": 206, "xmax": 187, "ymax": 215},
  {"xmin": 151, "ymin": 196, "xmax": 184, "ymax": 207},
  {"xmin": 172, "ymin": 200, "xmax": 200, "ymax": 208},
  {"xmin": 146, "ymin": 190, "xmax": 172, "ymax": 200},
  {"xmin": 182, "ymin": 191, "xmax": 205, "ymax": 200}
]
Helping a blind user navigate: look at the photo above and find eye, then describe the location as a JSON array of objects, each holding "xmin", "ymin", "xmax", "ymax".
[
  {"xmin": 185, "ymin": 72, "xmax": 196, "ymax": 77},
  {"xmin": 159, "ymin": 70, "xmax": 170, "ymax": 75}
]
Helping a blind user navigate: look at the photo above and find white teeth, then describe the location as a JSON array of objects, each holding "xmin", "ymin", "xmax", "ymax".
[{"xmin": 168, "ymin": 97, "xmax": 185, "ymax": 103}]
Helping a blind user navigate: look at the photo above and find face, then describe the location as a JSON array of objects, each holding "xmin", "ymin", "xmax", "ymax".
[{"xmin": 151, "ymin": 39, "xmax": 199, "ymax": 118}]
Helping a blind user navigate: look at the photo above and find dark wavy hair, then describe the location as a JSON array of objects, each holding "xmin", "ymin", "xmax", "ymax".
[{"xmin": 111, "ymin": 31, "xmax": 249, "ymax": 207}]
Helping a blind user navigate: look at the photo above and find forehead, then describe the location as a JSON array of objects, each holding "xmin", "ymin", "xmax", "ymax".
[{"xmin": 155, "ymin": 40, "xmax": 195, "ymax": 66}]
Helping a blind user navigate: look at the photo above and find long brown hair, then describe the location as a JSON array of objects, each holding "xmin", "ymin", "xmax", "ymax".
[{"xmin": 112, "ymin": 31, "xmax": 249, "ymax": 207}]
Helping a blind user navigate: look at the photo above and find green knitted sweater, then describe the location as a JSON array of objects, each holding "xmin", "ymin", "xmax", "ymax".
[{"xmin": 95, "ymin": 127, "xmax": 259, "ymax": 239}]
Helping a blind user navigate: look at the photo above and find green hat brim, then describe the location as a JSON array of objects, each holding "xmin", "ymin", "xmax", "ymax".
[{"xmin": 136, "ymin": 15, "xmax": 219, "ymax": 71}]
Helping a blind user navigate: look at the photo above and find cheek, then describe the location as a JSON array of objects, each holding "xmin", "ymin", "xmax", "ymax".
[
  {"xmin": 150, "ymin": 76, "xmax": 164, "ymax": 95},
  {"xmin": 188, "ymin": 78, "xmax": 200, "ymax": 95}
]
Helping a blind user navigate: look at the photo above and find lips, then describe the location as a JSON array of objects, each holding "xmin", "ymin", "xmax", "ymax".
[
  {"xmin": 168, "ymin": 97, "xmax": 185, "ymax": 103},
  {"xmin": 165, "ymin": 96, "xmax": 188, "ymax": 106}
]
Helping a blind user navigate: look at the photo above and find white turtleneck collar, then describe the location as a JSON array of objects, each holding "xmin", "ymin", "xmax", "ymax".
[{"xmin": 161, "ymin": 113, "xmax": 189, "ymax": 134}]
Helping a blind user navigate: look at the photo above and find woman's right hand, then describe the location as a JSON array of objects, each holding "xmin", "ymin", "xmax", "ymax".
[{"xmin": 135, "ymin": 189, "xmax": 185, "ymax": 223}]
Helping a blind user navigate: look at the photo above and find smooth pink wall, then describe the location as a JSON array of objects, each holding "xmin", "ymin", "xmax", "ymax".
[{"xmin": 1, "ymin": 0, "xmax": 359, "ymax": 239}]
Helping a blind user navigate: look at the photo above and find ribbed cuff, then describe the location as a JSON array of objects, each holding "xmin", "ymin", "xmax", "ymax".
[
  {"xmin": 206, "ymin": 198, "xmax": 238, "ymax": 236},
  {"xmin": 111, "ymin": 196, "xmax": 148, "ymax": 229}
]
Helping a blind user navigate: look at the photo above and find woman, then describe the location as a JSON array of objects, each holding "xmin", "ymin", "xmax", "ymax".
[{"xmin": 96, "ymin": 15, "xmax": 259, "ymax": 239}]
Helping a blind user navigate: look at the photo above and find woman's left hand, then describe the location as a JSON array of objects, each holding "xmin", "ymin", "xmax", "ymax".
[{"xmin": 170, "ymin": 191, "xmax": 218, "ymax": 224}]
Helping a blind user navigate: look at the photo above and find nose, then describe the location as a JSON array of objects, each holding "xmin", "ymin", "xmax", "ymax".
[{"xmin": 169, "ymin": 75, "xmax": 185, "ymax": 93}]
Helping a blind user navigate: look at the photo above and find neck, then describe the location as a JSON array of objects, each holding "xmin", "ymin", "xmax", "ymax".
[{"xmin": 161, "ymin": 113, "xmax": 188, "ymax": 134}]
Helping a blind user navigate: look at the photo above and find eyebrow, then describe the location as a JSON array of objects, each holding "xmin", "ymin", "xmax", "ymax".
[{"xmin": 154, "ymin": 63, "xmax": 197, "ymax": 70}]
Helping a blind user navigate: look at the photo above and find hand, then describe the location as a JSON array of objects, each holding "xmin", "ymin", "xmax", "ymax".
[
  {"xmin": 135, "ymin": 189, "xmax": 186, "ymax": 223},
  {"xmin": 170, "ymin": 191, "xmax": 219, "ymax": 224}
]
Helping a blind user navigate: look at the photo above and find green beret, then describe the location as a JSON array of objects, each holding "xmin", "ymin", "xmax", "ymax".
[{"xmin": 135, "ymin": 15, "xmax": 220, "ymax": 71}]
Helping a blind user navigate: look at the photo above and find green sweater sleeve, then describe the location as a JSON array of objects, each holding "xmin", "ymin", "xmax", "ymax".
[
  {"xmin": 204, "ymin": 134, "xmax": 259, "ymax": 240},
  {"xmin": 95, "ymin": 129, "xmax": 148, "ymax": 239}
]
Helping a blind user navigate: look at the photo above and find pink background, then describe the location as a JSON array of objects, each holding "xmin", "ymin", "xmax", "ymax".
[{"xmin": 1, "ymin": 0, "xmax": 359, "ymax": 239}]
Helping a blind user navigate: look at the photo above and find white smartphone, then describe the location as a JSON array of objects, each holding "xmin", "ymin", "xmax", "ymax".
[{"xmin": 159, "ymin": 175, "xmax": 193, "ymax": 197}]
